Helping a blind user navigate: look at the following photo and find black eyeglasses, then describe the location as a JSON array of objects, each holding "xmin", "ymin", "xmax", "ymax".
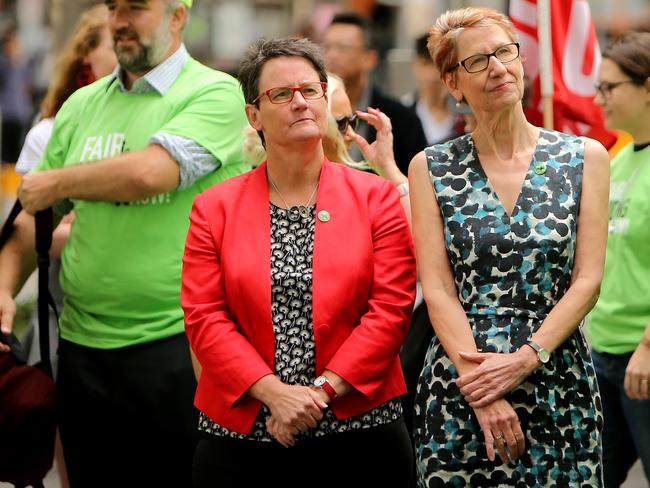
[
  {"xmin": 594, "ymin": 80, "xmax": 636, "ymax": 99},
  {"xmin": 454, "ymin": 42, "xmax": 520, "ymax": 73},
  {"xmin": 252, "ymin": 81, "xmax": 327, "ymax": 104},
  {"xmin": 335, "ymin": 114, "xmax": 359, "ymax": 133}
]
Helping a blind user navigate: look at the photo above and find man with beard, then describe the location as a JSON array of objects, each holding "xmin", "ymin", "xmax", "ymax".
[{"xmin": 0, "ymin": 0, "xmax": 249, "ymax": 485}]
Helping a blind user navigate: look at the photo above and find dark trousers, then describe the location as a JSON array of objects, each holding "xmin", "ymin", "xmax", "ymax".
[
  {"xmin": 57, "ymin": 334, "xmax": 199, "ymax": 488},
  {"xmin": 400, "ymin": 302, "xmax": 433, "ymax": 488},
  {"xmin": 193, "ymin": 419, "xmax": 413, "ymax": 488},
  {"xmin": 399, "ymin": 301, "xmax": 433, "ymax": 440},
  {"xmin": 593, "ymin": 350, "xmax": 650, "ymax": 487}
]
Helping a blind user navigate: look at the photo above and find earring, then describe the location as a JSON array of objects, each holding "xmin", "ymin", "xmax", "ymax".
[{"xmin": 456, "ymin": 99, "xmax": 462, "ymax": 108}]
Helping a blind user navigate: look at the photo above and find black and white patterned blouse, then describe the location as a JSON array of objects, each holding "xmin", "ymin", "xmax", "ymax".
[{"xmin": 199, "ymin": 203, "xmax": 401, "ymax": 441}]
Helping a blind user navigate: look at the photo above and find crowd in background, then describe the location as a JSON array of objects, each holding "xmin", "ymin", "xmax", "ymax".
[{"xmin": 0, "ymin": 1, "xmax": 648, "ymax": 487}]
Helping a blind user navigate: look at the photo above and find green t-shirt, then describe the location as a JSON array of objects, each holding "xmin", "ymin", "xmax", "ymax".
[
  {"xmin": 588, "ymin": 143, "xmax": 650, "ymax": 354},
  {"xmin": 37, "ymin": 58, "xmax": 250, "ymax": 349}
]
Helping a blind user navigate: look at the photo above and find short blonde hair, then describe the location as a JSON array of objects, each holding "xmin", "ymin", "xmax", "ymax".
[
  {"xmin": 324, "ymin": 74, "xmax": 366, "ymax": 169},
  {"xmin": 428, "ymin": 7, "xmax": 517, "ymax": 77}
]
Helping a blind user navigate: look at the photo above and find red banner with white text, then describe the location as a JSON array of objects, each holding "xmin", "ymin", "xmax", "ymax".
[{"xmin": 509, "ymin": 0, "xmax": 616, "ymax": 148}]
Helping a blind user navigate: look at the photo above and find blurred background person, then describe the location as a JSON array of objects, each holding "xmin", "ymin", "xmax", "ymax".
[
  {"xmin": 402, "ymin": 33, "xmax": 463, "ymax": 147},
  {"xmin": 589, "ymin": 30, "xmax": 650, "ymax": 488},
  {"xmin": 0, "ymin": 19, "xmax": 35, "ymax": 163},
  {"xmin": 17, "ymin": 5, "xmax": 116, "ymax": 178},
  {"xmin": 182, "ymin": 37, "xmax": 416, "ymax": 487},
  {"xmin": 322, "ymin": 12, "xmax": 426, "ymax": 176},
  {"xmin": 410, "ymin": 7, "xmax": 608, "ymax": 486}
]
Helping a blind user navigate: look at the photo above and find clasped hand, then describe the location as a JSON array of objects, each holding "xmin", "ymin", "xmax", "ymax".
[
  {"xmin": 456, "ymin": 349, "xmax": 538, "ymax": 407},
  {"xmin": 473, "ymin": 398, "xmax": 526, "ymax": 464},
  {"xmin": 624, "ymin": 343, "xmax": 650, "ymax": 400},
  {"xmin": 264, "ymin": 384, "xmax": 328, "ymax": 448},
  {"xmin": 18, "ymin": 171, "xmax": 60, "ymax": 215}
]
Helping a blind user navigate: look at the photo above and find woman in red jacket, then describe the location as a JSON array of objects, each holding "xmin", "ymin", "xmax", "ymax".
[{"xmin": 181, "ymin": 37, "xmax": 416, "ymax": 487}]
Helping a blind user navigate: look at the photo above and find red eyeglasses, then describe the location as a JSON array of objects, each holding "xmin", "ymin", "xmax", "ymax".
[{"xmin": 253, "ymin": 82, "xmax": 328, "ymax": 104}]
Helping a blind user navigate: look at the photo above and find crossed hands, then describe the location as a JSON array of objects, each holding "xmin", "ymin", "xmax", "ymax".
[
  {"xmin": 455, "ymin": 349, "xmax": 540, "ymax": 464},
  {"xmin": 264, "ymin": 383, "xmax": 329, "ymax": 448},
  {"xmin": 456, "ymin": 349, "xmax": 539, "ymax": 407}
]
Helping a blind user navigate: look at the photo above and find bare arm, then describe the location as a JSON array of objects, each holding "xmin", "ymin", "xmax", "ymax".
[
  {"xmin": 528, "ymin": 139, "xmax": 609, "ymax": 347},
  {"xmin": 50, "ymin": 213, "xmax": 74, "ymax": 258},
  {"xmin": 18, "ymin": 144, "xmax": 180, "ymax": 214},
  {"xmin": 0, "ymin": 210, "xmax": 62, "ymax": 344},
  {"xmin": 409, "ymin": 151, "xmax": 479, "ymax": 376}
]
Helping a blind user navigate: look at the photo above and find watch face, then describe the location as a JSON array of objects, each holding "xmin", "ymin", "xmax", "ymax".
[
  {"xmin": 538, "ymin": 349, "xmax": 551, "ymax": 364},
  {"xmin": 314, "ymin": 376, "xmax": 326, "ymax": 387}
]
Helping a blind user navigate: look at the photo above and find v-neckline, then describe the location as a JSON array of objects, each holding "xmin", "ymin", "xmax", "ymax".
[{"xmin": 469, "ymin": 130, "xmax": 543, "ymax": 219}]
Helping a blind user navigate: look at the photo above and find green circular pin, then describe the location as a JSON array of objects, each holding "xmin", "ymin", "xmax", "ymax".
[
  {"xmin": 317, "ymin": 210, "xmax": 330, "ymax": 222},
  {"xmin": 534, "ymin": 163, "xmax": 547, "ymax": 175}
]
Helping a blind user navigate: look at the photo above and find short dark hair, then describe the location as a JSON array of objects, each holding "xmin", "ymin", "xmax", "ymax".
[
  {"xmin": 328, "ymin": 12, "xmax": 373, "ymax": 48},
  {"xmin": 238, "ymin": 37, "xmax": 328, "ymax": 105},
  {"xmin": 415, "ymin": 33, "xmax": 431, "ymax": 61},
  {"xmin": 602, "ymin": 31, "xmax": 650, "ymax": 85}
]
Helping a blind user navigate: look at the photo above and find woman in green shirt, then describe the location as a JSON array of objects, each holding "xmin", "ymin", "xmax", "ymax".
[{"xmin": 590, "ymin": 31, "xmax": 650, "ymax": 487}]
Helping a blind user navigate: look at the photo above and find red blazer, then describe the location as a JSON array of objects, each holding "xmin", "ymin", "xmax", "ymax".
[{"xmin": 181, "ymin": 159, "xmax": 416, "ymax": 434}]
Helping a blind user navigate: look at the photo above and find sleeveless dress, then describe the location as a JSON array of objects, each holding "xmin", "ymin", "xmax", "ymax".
[{"xmin": 414, "ymin": 129, "xmax": 603, "ymax": 487}]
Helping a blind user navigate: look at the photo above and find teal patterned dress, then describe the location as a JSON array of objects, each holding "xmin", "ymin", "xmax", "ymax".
[{"xmin": 414, "ymin": 129, "xmax": 603, "ymax": 487}]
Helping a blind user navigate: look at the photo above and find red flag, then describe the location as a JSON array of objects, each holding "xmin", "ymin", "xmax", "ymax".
[{"xmin": 510, "ymin": 0, "xmax": 616, "ymax": 148}]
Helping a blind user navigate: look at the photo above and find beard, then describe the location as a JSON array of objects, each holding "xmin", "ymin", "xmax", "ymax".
[{"xmin": 113, "ymin": 16, "xmax": 172, "ymax": 74}]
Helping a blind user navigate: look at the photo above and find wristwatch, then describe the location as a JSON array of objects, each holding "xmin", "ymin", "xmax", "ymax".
[
  {"xmin": 526, "ymin": 340, "xmax": 550, "ymax": 364},
  {"xmin": 313, "ymin": 375, "xmax": 338, "ymax": 400}
]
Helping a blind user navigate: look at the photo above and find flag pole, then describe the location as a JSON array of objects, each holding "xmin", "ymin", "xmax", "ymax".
[{"xmin": 538, "ymin": 0, "xmax": 554, "ymax": 129}]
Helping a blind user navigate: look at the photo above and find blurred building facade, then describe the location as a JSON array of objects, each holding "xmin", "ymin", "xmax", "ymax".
[
  {"xmin": 0, "ymin": 0, "xmax": 647, "ymax": 163},
  {"xmin": 1, "ymin": 0, "xmax": 649, "ymax": 103}
]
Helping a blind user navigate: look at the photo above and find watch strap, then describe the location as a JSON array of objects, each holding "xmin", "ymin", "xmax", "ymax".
[
  {"xmin": 526, "ymin": 340, "xmax": 542, "ymax": 353},
  {"xmin": 314, "ymin": 376, "xmax": 338, "ymax": 399},
  {"xmin": 526, "ymin": 340, "xmax": 550, "ymax": 363},
  {"xmin": 320, "ymin": 380, "xmax": 338, "ymax": 400}
]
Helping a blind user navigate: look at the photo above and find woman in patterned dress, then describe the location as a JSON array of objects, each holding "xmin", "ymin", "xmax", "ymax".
[
  {"xmin": 409, "ymin": 8, "xmax": 609, "ymax": 487},
  {"xmin": 181, "ymin": 37, "xmax": 416, "ymax": 487}
]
